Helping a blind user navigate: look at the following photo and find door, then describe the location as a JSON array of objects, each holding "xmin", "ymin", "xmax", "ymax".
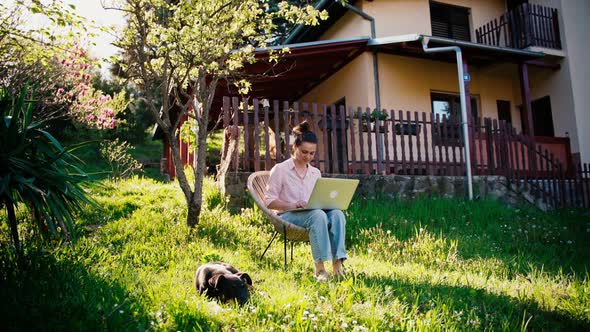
[{"xmin": 519, "ymin": 95, "xmax": 554, "ymax": 136}]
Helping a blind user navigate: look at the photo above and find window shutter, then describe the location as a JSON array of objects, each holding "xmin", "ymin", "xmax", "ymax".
[{"xmin": 430, "ymin": 2, "xmax": 471, "ymax": 42}]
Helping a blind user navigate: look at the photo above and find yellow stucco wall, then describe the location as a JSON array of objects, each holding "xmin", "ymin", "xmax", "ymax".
[
  {"xmin": 321, "ymin": 0, "xmax": 507, "ymax": 40},
  {"xmin": 302, "ymin": 52, "xmax": 524, "ymax": 127},
  {"xmin": 306, "ymin": 0, "xmax": 587, "ymax": 162},
  {"xmin": 300, "ymin": 52, "xmax": 374, "ymax": 108},
  {"xmin": 559, "ymin": 0, "xmax": 590, "ymax": 163}
]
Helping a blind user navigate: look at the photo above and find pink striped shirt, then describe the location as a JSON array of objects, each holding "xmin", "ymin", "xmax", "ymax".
[{"xmin": 264, "ymin": 158, "xmax": 321, "ymax": 210}]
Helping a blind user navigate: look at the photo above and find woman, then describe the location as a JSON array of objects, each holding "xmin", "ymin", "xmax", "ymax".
[{"xmin": 264, "ymin": 121, "xmax": 346, "ymax": 281}]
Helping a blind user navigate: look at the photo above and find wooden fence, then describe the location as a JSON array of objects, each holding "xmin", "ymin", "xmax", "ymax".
[
  {"xmin": 475, "ymin": 3, "xmax": 561, "ymax": 50},
  {"xmin": 217, "ymin": 96, "xmax": 588, "ymax": 209}
]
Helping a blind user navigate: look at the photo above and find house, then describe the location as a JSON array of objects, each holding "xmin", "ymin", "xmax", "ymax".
[{"xmin": 162, "ymin": 0, "xmax": 590, "ymax": 207}]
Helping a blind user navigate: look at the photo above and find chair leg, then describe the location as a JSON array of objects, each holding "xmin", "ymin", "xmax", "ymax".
[
  {"xmin": 290, "ymin": 242, "xmax": 294, "ymax": 263},
  {"xmin": 260, "ymin": 232, "xmax": 278, "ymax": 260},
  {"xmin": 283, "ymin": 225, "xmax": 288, "ymax": 270}
]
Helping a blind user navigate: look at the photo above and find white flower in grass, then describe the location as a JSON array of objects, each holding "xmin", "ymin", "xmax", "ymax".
[
  {"xmin": 386, "ymin": 230, "xmax": 391, "ymax": 235},
  {"xmin": 341, "ymin": 322, "xmax": 348, "ymax": 329},
  {"xmin": 419, "ymin": 228, "xmax": 424, "ymax": 233},
  {"xmin": 119, "ymin": 310, "xmax": 124, "ymax": 314},
  {"xmin": 567, "ymin": 240, "xmax": 573, "ymax": 244}
]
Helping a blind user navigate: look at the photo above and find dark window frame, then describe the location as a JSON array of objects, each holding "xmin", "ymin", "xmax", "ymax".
[{"xmin": 430, "ymin": 1, "xmax": 472, "ymax": 42}]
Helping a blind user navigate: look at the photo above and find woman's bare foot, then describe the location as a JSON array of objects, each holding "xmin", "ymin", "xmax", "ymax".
[
  {"xmin": 314, "ymin": 262, "xmax": 330, "ymax": 282},
  {"xmin": 332, "ymin": 259, "xmax": 345, "ymax": 277}
]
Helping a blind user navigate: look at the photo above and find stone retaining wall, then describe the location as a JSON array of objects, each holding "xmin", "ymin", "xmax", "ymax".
[{"xmin": 218, "ymin": 172, "xmax": 524, "ymax": 211}]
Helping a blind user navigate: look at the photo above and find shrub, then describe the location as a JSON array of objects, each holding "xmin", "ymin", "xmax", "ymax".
[
  {"xmin": 0, "ymin": 86, "xmax": 94, "ymax": 251},
  {"xmin": 99, "ymin": 138, "xmax": 143, "ymax": 180}
]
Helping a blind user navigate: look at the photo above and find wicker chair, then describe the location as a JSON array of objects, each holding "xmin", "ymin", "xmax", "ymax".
[{"xmin": 247, "ymin": 171, "xmax": 309, "ymax": 269}]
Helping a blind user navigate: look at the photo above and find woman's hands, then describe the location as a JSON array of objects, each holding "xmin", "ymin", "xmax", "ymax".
[
  {"xmin": 268, "ymin": 199, "xmax": 307, "ymax": 211},
  {"xmin": 295, "ymin": 200, "xmax": 307, "ymax": 209}
]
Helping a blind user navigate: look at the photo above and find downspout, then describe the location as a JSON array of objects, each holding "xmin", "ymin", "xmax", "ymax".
[
  {"xmin": 421, "ymin": 36, "xmax": 473, "ymax": 200},
  {"xmin": 343, "ymin": 2, "xmax": 381, "ymax": 112},
  {"xmin": 343, "ymin": 2, "xmax": 384, "ymax": 171},
  {"xmin": 285, "ymin": 1, "xmax": 381, "ymax": 114}
]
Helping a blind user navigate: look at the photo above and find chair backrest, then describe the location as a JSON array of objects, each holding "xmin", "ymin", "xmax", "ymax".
[
  {"xmin": 247, "ymin": 171, "xmax": 270, "ymax": 210},
  {"xmin": 247, "ymin": 171, "xmax": 309, "ymax": 241}
]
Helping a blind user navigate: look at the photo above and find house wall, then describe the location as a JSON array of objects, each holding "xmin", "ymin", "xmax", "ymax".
[
  {"xmin": 321, "ymin": 0, "xmax": 507, "ymax": 40},
  {"xmin": 300, "ymin": 52, "xmax": 375, "ymax": 108},
  {"xmin": 314, "ymin": 0, "xmax": 587, "ymax": 162},
  {"xmin": 560, "ymin": 0, "xmax": 590, "ymax": 164},
  {"xmin": 525, "ymin": 0, "xmax": 589, "ymax": 164}
]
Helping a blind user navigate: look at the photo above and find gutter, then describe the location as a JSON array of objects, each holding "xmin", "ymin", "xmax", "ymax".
[
  {"xmin": 368, "ymin": 34, "xmax": 545, "ymax": 58},
  {"xmin": 284, "ymin": 0, "xmax": 332, "ymax": 44}
]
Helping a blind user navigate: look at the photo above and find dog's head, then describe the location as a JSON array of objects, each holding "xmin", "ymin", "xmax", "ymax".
[{"xmin": 209, "ymin": 272, "xmax": 252, "ymax": 305}]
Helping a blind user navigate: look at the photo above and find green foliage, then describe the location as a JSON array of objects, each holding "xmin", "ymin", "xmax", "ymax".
[
  {"xmin": 1, "ymin": 176, "xmax": 588, "ymax": 331},
  {"xmin": 115, "ymin": 0, "xmax": 330, "ymax": 226},
  {"xmin": 359, "ymin": 109, "xmax": 389, "ymax": 122},
  {"xmin": 0, "ymin": 86, "xmax": 94, "ymax": 245},
  {"xmin": 99, "ymin": 138, "xmax": 143, "ymax": 180}
]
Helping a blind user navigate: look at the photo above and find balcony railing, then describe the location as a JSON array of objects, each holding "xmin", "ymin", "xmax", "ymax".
[{"xmin": 475, "ymin": 3, "xmax": 561, "ymax": 50}]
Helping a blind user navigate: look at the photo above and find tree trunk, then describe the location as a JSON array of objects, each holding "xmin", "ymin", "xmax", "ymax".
[
  {"xmin": 187, "ymin": 106, "xmax": 210, "ymax": 227},
  {"xmin": 186, "ymin": 197, "xmax": 201, "ymax": 228}
]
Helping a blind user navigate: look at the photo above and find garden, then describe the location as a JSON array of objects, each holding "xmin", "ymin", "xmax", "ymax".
[{"xmin": 1, "ymin": 1, "xmax": 589, "ymax": 331}]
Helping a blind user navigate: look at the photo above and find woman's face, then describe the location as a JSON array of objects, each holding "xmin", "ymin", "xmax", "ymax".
[{"xmin": 293, "ymin": 141, "xmax": 317, "ymax": 165}]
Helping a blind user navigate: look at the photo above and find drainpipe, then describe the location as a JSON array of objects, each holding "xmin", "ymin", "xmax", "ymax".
[
  {"xmin": 421, "ymin": 36, "xmax": 473, "ymax": 200},
  {"xmin": 343, "ymin": 2, "xmax": 384, "ymax": 172},
  {"xmin": 343, "ymin": 3, "xmax": 381, "ymax": 112}
]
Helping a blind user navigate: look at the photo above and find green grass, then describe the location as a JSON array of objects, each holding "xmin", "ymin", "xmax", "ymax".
[{"xmin": 1, "ymin": 177, "xmax": 589, "ymax": 331}]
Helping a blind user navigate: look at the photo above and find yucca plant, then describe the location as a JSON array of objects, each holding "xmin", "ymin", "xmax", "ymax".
[{"xmin": 0, "ymin": 86, "xmax": 94, "ymax": 254}]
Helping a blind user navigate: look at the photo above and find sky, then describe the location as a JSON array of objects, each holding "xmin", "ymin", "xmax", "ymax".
[{"xmin": 63, "ymin": 0, "xmax": 126, "ymax": 76}]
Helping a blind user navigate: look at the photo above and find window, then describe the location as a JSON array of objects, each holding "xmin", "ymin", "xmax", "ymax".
[
  {"xmin": 431, "ymin": 92, "xmax": 479, "ymax": 143},
  {"xmin": 496, "ymin": 100, "xmax": 512, "ymax": 124},
  {"xmin": 431, "ymin": 92, "xmax": 479, "ymax": 122},
  {"xmin": 430, "ymin": 1, "xmax": 471, "ymax": 42}
]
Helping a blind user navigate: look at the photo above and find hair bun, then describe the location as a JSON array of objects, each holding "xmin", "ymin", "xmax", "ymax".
[{"xmin": 293, "ymin": 121, "xmax": 311, "ymax": 135}]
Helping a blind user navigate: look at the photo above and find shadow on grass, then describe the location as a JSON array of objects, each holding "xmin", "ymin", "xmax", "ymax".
[
  {"xmin": 353, "ymin": 273, "xmax": 589, "ymax": 331},
  {"xmin": 0, "ymin": 247, "xmax": 221, "ymax": 331}
]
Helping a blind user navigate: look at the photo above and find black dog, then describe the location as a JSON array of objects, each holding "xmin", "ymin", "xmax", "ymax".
[{"xmin": 194, "ymin": 262, "xmax": 253, "ymax": 305}]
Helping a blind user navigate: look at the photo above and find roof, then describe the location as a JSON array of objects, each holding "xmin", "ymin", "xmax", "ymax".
[
  {"xmin": 284, "ymin": 0, "xmax": 359, "ymax": 44},
  {"xmin": 154, "ymin": 34, "xmax": 546, "ymax": 136},
  {"xmin": 213, "ymin": 34, "xmax": 544, "ymax": 107},
  {"xmin": 212, "ymin": 37, "xmax": 369, "ymax": 108},
  {"xmin": 369, "ymin": 34, "xmax": 545, "ymax": 66}
]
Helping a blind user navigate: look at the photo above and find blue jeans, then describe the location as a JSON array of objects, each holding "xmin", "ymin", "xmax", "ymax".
[{"xmin": 280, "ymin": 209, "xmax": 347, "ymax": 263}]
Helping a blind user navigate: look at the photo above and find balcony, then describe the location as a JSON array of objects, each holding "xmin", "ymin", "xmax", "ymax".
[{"xmin": 475, "ymin": 3, "xmax": 562, "ymax": 50}]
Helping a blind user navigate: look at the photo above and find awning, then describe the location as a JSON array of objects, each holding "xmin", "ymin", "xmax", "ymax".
[
  {"xmin": 212, "ymin": 37, "xmax": 369, "ymax": 109},
  {"xmin": 368, "ymin": 34, "xmax": 545, "ymax": 66}
]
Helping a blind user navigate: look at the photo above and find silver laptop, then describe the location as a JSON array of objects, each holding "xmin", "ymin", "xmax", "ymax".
[{"xmin": 283, "ymin": 178, "xmax": 359, "ymax": 212}]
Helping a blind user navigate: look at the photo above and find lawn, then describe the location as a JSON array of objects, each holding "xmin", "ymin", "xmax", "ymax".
[{"xmin": 1, "ymin": 175, "xmax": 589, "ymax": 331}]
